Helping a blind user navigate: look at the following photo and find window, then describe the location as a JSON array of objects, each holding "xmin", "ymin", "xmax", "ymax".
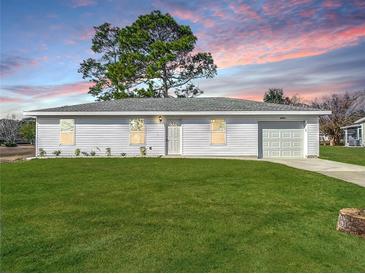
[
  {"xmin": 130, "ymin": 118, "xmax": 145, "ymax": 144},
  {"xmin": 60, "ymin": 119, "xmax": 75, "ymax": 145},
  {"xmin": 211, "ymin": 119, "xmax": 226, "ymax": 144}
]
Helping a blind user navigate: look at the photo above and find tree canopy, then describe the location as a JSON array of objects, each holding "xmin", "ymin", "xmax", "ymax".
[
  {"xmin": 79, "ymin": 11, "xmax": 217, "ymax": 100},
  {"xmin": 263, "ymin": 88, "xmax": 286, "ymax": 104},
  {"xmin": 263, "ymin": 88, "xmax": 305, "ymax": 106}
]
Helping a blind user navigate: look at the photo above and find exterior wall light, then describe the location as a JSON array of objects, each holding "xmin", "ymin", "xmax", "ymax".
[{"xmin": 158, "ymin": 116, "xmax": 163, "ymax": 123}]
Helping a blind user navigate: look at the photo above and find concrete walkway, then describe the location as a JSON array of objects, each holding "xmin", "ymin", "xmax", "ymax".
[{"xmin": 267, "ymin": 158, "xmax": 365, "ymax": 187}]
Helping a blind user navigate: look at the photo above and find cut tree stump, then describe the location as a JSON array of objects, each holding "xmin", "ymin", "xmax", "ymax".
[{"xmin": 337, "ymin": 208, "xmax": 365, "ymax": 238}]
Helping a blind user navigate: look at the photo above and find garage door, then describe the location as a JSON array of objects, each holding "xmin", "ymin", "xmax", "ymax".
[{"xmin": 260, "ymin": 121, "xmax": 305, "ymax": 158}]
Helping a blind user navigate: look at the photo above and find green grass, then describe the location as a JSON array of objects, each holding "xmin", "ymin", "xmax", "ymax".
[
  {"xmin": 1, "ymin": 158, "xmax": 365, "ymax": 272},
  {"xmin": 320, "ymin": 146, "xmax": 365, "ymax": 166}
]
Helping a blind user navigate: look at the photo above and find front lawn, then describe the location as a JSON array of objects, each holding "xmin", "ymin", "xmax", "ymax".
[
  {"xmin": 1, "ymin": 158, "xmax": 365, "ymax": 272},
  {"xmin": 320, "ymin": 146, "xmax": 365, "ymax": 166}
]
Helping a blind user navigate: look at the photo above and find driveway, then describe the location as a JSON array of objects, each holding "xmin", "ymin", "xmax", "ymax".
[{"xmin": 267, "ymin": 158, "xmax": 365, "ymax": 187}]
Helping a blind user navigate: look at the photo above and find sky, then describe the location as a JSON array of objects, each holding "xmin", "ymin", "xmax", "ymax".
[{"xmin": 1, "ymin": 0, "xmax": 365, "ymax": 118}]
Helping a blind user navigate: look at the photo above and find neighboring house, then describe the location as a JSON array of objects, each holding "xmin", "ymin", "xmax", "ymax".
[
  {"xmin": 24, "ymin": 98, "xmax": 330, "ymax": 158},
  {"xmin": 341, "ymin": 117, "xmax": 365, "ymax": 147}
]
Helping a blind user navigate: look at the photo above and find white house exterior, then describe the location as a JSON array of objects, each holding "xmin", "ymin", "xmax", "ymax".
[
  {"xmin": 24, "ymin": 98, "xmax": 331, "ymax": 159},
  {"xmin": 341, "ymin": 117, "xmax": 365, "ymax": 147}
]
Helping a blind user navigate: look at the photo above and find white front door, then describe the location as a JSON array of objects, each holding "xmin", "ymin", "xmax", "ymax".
[{"xmin": 167, "ymin": 120, "xmax": 181, "ymax": 155}]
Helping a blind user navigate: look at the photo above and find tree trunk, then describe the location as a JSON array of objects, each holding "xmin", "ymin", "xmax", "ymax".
[
  {"xmin": 330, "ymin": 138, "xmax": 335, "ymax": 146},
  {"xmin": 162, "ymin": 66, "xmax": 169, "ymax": 97},
  {"xmin": 337, "ymin": 208, "xmax": 365, "ymax": 237}
]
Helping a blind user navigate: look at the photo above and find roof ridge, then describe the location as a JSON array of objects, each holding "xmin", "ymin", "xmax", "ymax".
[{"xmin": 25, "ymin": 96, "xmax": 322, "ymax": 112}]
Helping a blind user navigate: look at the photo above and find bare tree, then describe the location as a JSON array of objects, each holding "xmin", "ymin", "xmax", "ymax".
[
  {"xmin": 311, "ymin": 92, "xmax": 364, "ymax": 146},
  {"xmin": 0, "ymin": 116, "xmax": 20, "ymax": 146},
  {"xmin": 347, "ymin": 90, "xmax": 365, "ymax": 114}
]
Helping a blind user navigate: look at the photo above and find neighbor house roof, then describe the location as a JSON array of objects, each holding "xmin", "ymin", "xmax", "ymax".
[
  {"xmin": 24, "ymin": 97, "xmax": 331, "ymax": 116},
  {"xmin": 354, "ymin": 117, "xmax": 365, "ymax": 124},
  {"xmin": 341, "ymin": 116, "xmax": 365, "ymax": 129}
]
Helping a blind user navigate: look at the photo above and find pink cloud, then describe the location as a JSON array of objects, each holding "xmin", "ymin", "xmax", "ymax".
[
  {"xmin": 0, "ymin": 56, "xmax": 48, "ymax": 78},
  {"xmin": 153, "ymin": 0, "xmax": 215, "ymax": 28},
  {"xmin": 4, "ymin": 82, "xmax": 92, "ymax": 99},
  {"xmin": 0, "ymin": 97, "xmax": 24, "ymax": 104},
  {"xmin": 169, "ymin": 8, "xmax": 215, "ymax": 28},
  {"xmin": 322, "ymin": 0, "xmax": 342, "ymax": 8},
  {"xmin": 228, "ymin": 2, "xmax": 260, "ymax": 20},
  {"xmin": 35, "ymin": 82, "xmax": 93, "ymax": 99},
  {"xmin": 203, "ymin": 23, "xmax": 365, "ymax": 68},
  {"xmin": 300, "ymin": 8, "xmax": 317, "ymax": 17},
  {"xmin": 80, "ymin": 28, "xmax": 96, "ymax": 40},
  {"xmin": 64, "ymin": 28, "xmax": 95, "ymax": 45}
]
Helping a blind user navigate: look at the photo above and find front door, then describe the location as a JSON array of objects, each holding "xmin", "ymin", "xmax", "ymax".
[{"xmin": 167, "ymin": 120, "xmax": 181, "ymax": 155}]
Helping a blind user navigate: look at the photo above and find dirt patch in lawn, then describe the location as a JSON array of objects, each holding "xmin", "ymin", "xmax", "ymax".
[{"xmin": 0, "ymin": 145, "xmax": 35, "ymax": 162}]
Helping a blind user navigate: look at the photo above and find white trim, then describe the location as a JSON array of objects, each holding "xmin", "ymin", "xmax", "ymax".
[
  {"xmin": 166, "ymin": 119, "xmax": 182, "ymax": 155},
  {"xmin": 129, "ymin": 118, "xmax": 146, "ymax": 146},
  {"xmin": 341, "ymin": 124, "xmax": 362, "ymax": 129},
  {"xmin": 304, "ymin": 121, "xmax": 308, "ymax": 157},
  {"xmin": 35, "ymin": 117, "xmax": 38, "ymax": 156},
  {"xmin": 24, "ymin": 110, "xmax": 332, "ymax": 116},
  {"xmin": 59, "ymin": 118, "xmax": 76, "ymax": 146},
  {"xmin": 210, "ymin": 118, "xmax": 227, "ymax": 146}
]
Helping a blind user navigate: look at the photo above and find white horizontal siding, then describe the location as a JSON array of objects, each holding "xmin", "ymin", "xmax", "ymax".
[
  {"xmin": 36, "ymin": 115, "xmax": 321, "ymax": 158},
  {"xmin": 37, "ymin": 117, "xmax": 165, "ymax": 157},
  {"xmin": 306, "ymin": 118, "xmax": 319, "ymax": 156},
  {"xmin": 182, "ymin": 118, "xmax": 258, "ymax": 156}
]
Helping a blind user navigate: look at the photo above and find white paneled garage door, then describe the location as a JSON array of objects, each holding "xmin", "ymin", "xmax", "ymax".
[{"xmin": 260, "ymin": 121, "xmax": 305, "ymax": 158}]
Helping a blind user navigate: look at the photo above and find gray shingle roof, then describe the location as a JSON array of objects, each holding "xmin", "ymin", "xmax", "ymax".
[{"xmin": 28, "ymin": 97, "xmax": 321, "ymax": 112}]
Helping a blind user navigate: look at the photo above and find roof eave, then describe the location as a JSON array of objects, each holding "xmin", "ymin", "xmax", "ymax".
[{"xmin": 23, "ymin": 110, "xmax": 332, "ymax": 116}]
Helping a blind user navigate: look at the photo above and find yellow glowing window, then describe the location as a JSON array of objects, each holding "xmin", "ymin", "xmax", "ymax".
[
  {"xmin": 211, "ymin": 119, "xmax": 226, "ymax": 144},
  {"xmin": 60, "ymin": 119, "xmax": 75, "ymax": 145},
  {"xmin": 130, "ymin": 118, "xmax": 145, "ymax": 145}
]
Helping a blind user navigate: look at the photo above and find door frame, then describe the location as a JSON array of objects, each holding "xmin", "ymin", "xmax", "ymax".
[{"xmin": 166, "ymin": 119, "xmax": 182, "ymax": 155}]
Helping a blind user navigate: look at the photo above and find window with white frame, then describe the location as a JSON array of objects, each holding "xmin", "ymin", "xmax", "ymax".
[
  {"xmin": 130, "ymin": 118, "xmax": 145, "ymax": 144},
  {"xmin": 211, "ymin": 119, "xmax": 226, "ymax": 144},
  {"xmin": 60, "ymin": 119, "xmax": 75, "ymax": 145}
]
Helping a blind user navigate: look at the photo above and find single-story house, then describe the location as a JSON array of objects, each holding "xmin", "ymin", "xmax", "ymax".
[
  {"xmin": 341, "ymin": 117, "xmax": 365, "ymax": 147},
  {"xmin": 24, "ymin": 97, "xmax": 331, "ymax": 158}
]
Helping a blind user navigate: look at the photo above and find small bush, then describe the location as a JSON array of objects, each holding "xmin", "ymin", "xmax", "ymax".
[
  {"xmin": 75, "ymin": 148, "xmax": 81, "ymax": 156},
  {"xmin": 39, "ymin": 148, "xmax": 46, "ymax": 157},
  {"xmin": 81, "ymin": 151, "xmax": 89, "ymax": 156},
  {"xmin": 121, "ymin": 152, "xmax": 126, "ymax": 157},
  {"xmin": 90, "ymin": 150, "xmax": 96, "ymax": 156},
  {"xmin": 4, "ymin": 142, "xmax": 17, "ymax": 147},
  {"xmin": 53, "ymin": 150, "xmax": 61, "ymax": 156},
  {"xmin": 106, "ymin": 147, "xmax": 111, "ymax": 156}
]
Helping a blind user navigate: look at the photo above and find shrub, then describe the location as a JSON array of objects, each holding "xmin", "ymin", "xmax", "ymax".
[
  {"xmin": 20, "ymin": 121, "xmax": 35, "ymax": 144},
  {"xmin": 106, "ymin": 147, "xmax": 111, "ymax": 156},
  {"xmin": 53, "ymin": 150, "xmax": 61, "ymax": 156},
  {"xmin": 75, "ymin": 148, "xmax": 81, "ymax": 156},
  {"xmin": 4, "ymin": 142, "xmax": 17, "ymax": 147},
  {"xmin": 90, "ymin": 150, "xmax": 96, "ymax": 156},
  {"xmin": 39, "ymin": 148, "xmax": 46, "ymax": 157},
  {"xmin": 81, "ymin": 151, "xmax": 89, "ymax": 156},
  {"xmin": 121, "ymin": 152, "xmax": 126, "ymax": 157}
]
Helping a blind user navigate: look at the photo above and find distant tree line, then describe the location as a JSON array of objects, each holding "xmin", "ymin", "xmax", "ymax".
[
  {"xmin": 0, "ymin": 117, "xmax": 35, "ymax": 147},
  {"xmin": 263, "ymin": 88, "xmax": 365, "ymax": 146}
]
